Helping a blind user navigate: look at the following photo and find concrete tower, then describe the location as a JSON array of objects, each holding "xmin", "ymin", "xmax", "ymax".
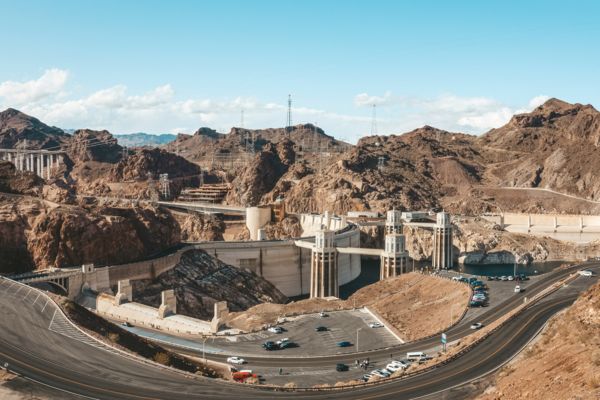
[
  {"xmin": 310, "ymin": 229, "xmax": 338, "ymax": 298},
  {"xmin": 380, "ymin": 233, "xmax": 409, "ymax": 279},
  {"xmin": 432, "ymin": 212, "xmax": 453, "ymax": 270},
  {"xmin": 385, "ymin": 209, "xmax": 403, "ymax": 234}
]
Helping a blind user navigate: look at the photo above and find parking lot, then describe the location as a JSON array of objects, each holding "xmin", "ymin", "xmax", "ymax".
[{"xmin": 212, "ymin": 308, "xmax": 403, "ymax": 357}]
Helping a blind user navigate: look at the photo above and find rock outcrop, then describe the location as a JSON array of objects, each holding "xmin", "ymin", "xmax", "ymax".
[
  {"xmin": 132, "ymin": 249, "xmax": 287, "ymax": 320},
  {"xmin": 66, "ymin": 129, "xmax": 123, "ymax": 164}
]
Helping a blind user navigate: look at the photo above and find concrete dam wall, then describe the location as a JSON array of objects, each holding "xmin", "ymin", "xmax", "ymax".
[{"xmin": 105, "ymin": 224, "xmax": 362, "ymax": 298}]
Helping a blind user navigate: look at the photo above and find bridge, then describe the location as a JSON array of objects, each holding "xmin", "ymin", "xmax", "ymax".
[
  {"xmin": 0, "ymin": 148, "xmax": 65, "ymax": 179},
  {"xmin": 7, "ymin": 264, "xmax": 111, "ymax": 299}
]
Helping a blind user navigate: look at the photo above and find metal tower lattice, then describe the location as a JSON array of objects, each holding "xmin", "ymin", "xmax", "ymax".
[
  {"xmin": 286, "ymin": 94, "xmax": 292, "ymax": 136},
  {"xmin": 370, "ymin": 104, "xmax": 378, "ymax": 136},
  {"xmin": 159, "ymin": 173, "xmax": 170, "ymax": 199}
]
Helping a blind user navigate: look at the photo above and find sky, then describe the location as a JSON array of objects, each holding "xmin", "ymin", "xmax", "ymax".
[{"xmin": 0, "ymin": 0, "xmax": 598, "ymax": 143}]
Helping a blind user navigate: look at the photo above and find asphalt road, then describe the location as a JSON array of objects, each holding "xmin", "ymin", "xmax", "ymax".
[{"xmin": 0, "ymin": 264, "xmax": 597, "ymax": 399}]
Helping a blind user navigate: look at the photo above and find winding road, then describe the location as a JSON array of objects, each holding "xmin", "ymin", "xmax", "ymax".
[{"xmin": 0, "ymin": 264, "xmax": 597, "ymax": 399}]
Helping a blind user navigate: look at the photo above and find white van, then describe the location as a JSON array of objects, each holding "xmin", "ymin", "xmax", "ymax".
[
  {"xmin": 579, "ymin": 270, "xmax": 593, "ymax": 277},
  {"xmin": 406, "ymin": 352, "xmax": 427, "ymax": 361}
]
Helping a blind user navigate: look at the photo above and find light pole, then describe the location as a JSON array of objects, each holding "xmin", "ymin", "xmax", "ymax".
[
  {"xmin": 202, "ymin": 336, "xmax": 208, "ymax": 365},
  {"xmin": 356, "ymin": 327, "xmax": 363, "ymax": 353}
]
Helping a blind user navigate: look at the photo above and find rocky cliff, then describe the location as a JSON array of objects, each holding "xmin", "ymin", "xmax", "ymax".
[{"xmin": 132, "ymin": 249, "xmax": 287, "ymax": 320}]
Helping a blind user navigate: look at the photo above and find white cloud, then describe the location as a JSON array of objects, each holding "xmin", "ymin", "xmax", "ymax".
[
  {"xmin": 0, "ymin": 69, "xmax": 68, "ymax": 105},
  {"xmin": 354, "ymin": 91, "xmax": 393, "ymax": 107},
  {"xmin": 0, "ymin": 70, "xmax": 556, "ymax": 143},
  {"xmin": 528, "ymin": 95, "xmax": 550, "ymax": 109}
]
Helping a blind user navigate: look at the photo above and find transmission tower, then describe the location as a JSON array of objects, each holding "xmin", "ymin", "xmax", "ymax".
[
  {"xmin": 378, "ymin": 155, "xmax": 386, "ymax": 171},
  {"xmin": 286, "ymin": 94, "xmax": 292, "ymax": 136},
  {"xmin": 159, "ymin": 173, "xmax": 170, "ymax": 199},
  {"xmin": 370, "ymin": 104, "xmax": 378, "ymax": 136}
]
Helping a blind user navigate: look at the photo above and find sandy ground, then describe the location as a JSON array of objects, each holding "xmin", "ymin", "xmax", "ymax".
[
  {"xmin": 478, "ymin": 280, "xmax": 600, "ymax": 400},
  {"xmin": 225, "ymin": 273, "xmax": 470, "ymax": 341}
]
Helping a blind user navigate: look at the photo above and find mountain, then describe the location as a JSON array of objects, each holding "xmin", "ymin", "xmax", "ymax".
[
  {"xmin": 479, "ymin": 98, "xmax": 600, "ymax": 200},
  {"xmin": 0, "ymin": 108, "xmax": 69, "ymax": 149},
  {"xmin": 114, "ymin": 132, "xmax": 176, "ymax": 147},
  {"xmin": 163, "ymin": 124, "xmax": 350, "ymax": 162}
]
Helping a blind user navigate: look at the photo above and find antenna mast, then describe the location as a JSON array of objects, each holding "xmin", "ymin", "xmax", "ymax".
[
  {"xmin": 370, "ymin": 104, "xmax": 378, "ymax": 136},
  {"xmin": 286, "ymin": 94, "xmax": 292, "ymax": 136}
]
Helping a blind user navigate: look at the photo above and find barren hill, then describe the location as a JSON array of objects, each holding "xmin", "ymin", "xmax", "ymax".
[{"xmin": 0, "ymin": 108, "xmax": 69, "ymax": 149}]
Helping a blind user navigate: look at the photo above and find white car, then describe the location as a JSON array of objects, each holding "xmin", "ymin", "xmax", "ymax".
[
  {"xmin": 226, "ymin": 356, "xmax": 246, "ymax": 365},
  {"xmin": 276, "ymin": 338, "xmax": 290, "ymax": 345},
  {"xmin": 268, "ymin": 326, "xmax": 283, "ymax": 333},
  {"xmin": 508, "ymin": 275, "xmax": 514, "ymax": 281},
  {"xmin": 514, "ymin": 285, "xmax": 521, "ymax": 293},
  {"xmin": 470, "ymin": 322, "xmax": 483, "ymax": 330},
  {"xmin": 386, "ymin": 362, "xmax": 406, "ymax": 372},
  {"xmin": 319, "ymin": 311, "xmax": 328, "ymax": 318},
  {"xmin": 368, "ymin": 322, "xmax": 384, "ymax": 328},
  {"xmin": 579, "ymin": 270, "xmax": 593, "ymax": 277},
  {"xmin": 451, "ymin": 276, "xmax": 463, "ymax": 281}
]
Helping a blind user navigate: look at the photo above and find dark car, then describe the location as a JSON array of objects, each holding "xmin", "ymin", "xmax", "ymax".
[
  {"xmin": 262, "ymin": 341, "xmax": 278, "ymax": 351},
  {"xmin": 470, "ymin": 300, "xmax": 484, "ymax": 307},
  {"xmin": 278, "ymin": 341, "xmax": 294, "ymax": 349},
  {"xmin": 336, "ymin": 363, "xmax": 349, "ymax": 372},
  {"xmin": 315, "ymin": 326, "xmax": 328, "ymax": 332},
  {"xmin": 337, "ymin": 341, "xmax": 352, "ymax": 347}
]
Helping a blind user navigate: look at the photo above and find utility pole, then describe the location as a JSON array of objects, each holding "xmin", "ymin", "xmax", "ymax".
[{"xmin": 286, "ymin": 94, "xmax": 292, "ymax": 137}]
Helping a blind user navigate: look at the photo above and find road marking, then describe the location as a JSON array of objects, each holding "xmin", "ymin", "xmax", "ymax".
[
  {"xmin": 15, "ymin": 285, "xmax": 24, "ymax": 294},
  {"xmin": 32, "ymin": 293, "xmax": 41, "ymax": 306},
  {"xmin": 49, "ymin": 310, "xmax": 57, "ymax": 329},
  {"xmin": 41, "ymin": 299, "xmax": 49, "ymax": 313},
  {"xmin": 23, "ymin": 289, "xmax": 32, "ymax": 300}
]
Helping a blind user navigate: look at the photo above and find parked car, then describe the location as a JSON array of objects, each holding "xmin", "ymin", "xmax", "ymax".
[
  {"xmin": 371, "ymin": 369, "xmax": 390, "ymax": 378},
  {"xmin": 268, "ymin": 326, "xmax": 283, "ymax": 334},
  {"xmin": 579, "ymin": 270, "xmax": 594, "ymax": 277},
  {"xmin": 362, "ymin": 373, "xmax": 374, "ymax": 381},
  {"xmin": 336, "ymin": 341, "xmax": 352, "ymax": 347},
  {"xmin": 470, "ymin": 300, "xmax": 484, "ymax": 307},
  {"xmin": 470, "ymin": 322, "xmax": 483, "ymax": 330},
  {"xmin": 451, "ymin": 276, "xmax": 464, "ymax": 281},
  {"xmin": 508, "ymin": 275, "xmax": 514, "ymax": 281},
  {"xmin": 232, "ymin": 371, "xmax": 257, "ymax": 382},
  {"xmin": 315, "ymin": 326, "xmax": 328, "ymax": 332},
  {"xmin": 276, "ymin": 338, "xmax": 290, "ymax": 346},
  {"xmin": 386, "ymin": 363, "xmax": 405, "ymax": 372},
  {"xmin": 335, "ymin": 363, "xmax": 349, "ymax": 372},
  {"xmin": 319, "ymin": 311, "xmax": 328, "ymax": 318},
  {"xmin": 368, "ymin": 322, "xmax": 384, "ymax": 328},
  {"xmin": 500, "ymin": 276, "xmax": 508, "ymax": 281},
  {"xmin": 227, "ymin": 356, "xmax": 246, "ymax": 365},
  {"xmin": 487, "ymin": 276, "xmax": 496, "ymax": 281},
  {"xmin": 406, "ymin": 352, "xmax": 428, "ymax": 361},
  {"xmin": 121, "ymin": 321, "xmax": 132, "ymax": 327}
]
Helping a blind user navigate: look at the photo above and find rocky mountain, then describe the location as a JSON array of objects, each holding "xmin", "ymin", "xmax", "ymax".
[
  {"xmin": 132, "ymin": 249, "xmax": 287, "ymax": 320},
  {"xmin": 110, "ymin": 148, "xmax": 200, "ymax": 182},
  {"xmin": 0, "ymin": 108, "xmax": 69, "ymax": 149},
  {"xmin": 164, "ymin": 123, "xmax": 349, "ymax": 162},
  {"xmin": 114, "ymin": 133, "xmax": 176, "ymax": 147},
  {"xmin": 67, "ymin": 129, "xmax": 123, "ymax": 164},
  {"xmin": 480, "ymin": 98, "xmax": 600, "ymax": 201}
]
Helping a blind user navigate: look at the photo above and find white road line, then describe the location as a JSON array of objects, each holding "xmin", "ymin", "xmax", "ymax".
[
  {"xmin": 23, "ymin": 289, "xmax": 32, "ymax": 300},
  {"xmin": 15, "ymin": 285, "xmax": 24, "ymax": 294},
  {"xmin": 32, "ymin": 293, "xmax": 41, "ymax": 306},
  {"xmin": 41, "ymin": 299, "xmax": 50, "ymax": 313},
  {"xmin": 6, "ymin": 281, "xmax": 15, "ymax": 289},
  {"xmin": 49, "ymin": 310, "xmax": 57, "ymax": 329}
]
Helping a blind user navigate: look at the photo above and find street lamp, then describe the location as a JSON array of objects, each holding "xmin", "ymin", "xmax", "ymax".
[{"xmin": 202, "ymin": 336, "xmax": 208, "ymax": 365}]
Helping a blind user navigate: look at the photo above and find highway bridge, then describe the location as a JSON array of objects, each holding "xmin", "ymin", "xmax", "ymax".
[{"xmin": 1, "ymin": 263, "xmax": 597, "ymax": 399}]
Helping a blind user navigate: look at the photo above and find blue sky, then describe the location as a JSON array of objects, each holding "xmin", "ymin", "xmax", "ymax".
[{"xmin": 0, "ymin": 0, "xmax": 598, "ymax": 142}]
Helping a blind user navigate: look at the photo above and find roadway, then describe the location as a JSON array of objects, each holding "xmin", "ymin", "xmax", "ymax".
[{"xmin": 0, "ymin": 264, "xmax": 597, "ymax": 399}]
